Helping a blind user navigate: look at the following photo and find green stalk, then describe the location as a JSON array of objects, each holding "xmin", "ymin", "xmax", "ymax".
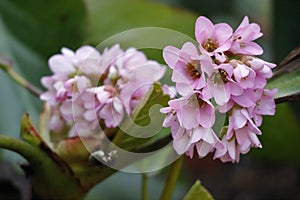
[
  {"xmin": 0, "ymin": 113, "xmax": 87, "ymax": 199},
  {"xmin": 142, "ymin": 173, "xmax": 149, "ymax": 200},
  {"xmin": 0, "ymin": 134, "xmax": 85, "ymax": 199},
  {"xmin": 160, "ymin": 155, "xmax": 184, "ymax": 200},
  {"xmin": 0, "ymin": 134, "xmax": 40, "ymax": 162},
  {"xmin": 0, "ymin": 57, "xmax": 42, "ymax": 96}
]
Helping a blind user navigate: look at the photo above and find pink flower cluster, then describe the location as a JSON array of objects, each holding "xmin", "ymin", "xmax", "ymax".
[
  {"xmin": 161, "ymin": 16, "xmax": 277, "ymax": 162},
  {"xmin": 40, "ymin": 44, "xmax": 166, "ymax": 137}
]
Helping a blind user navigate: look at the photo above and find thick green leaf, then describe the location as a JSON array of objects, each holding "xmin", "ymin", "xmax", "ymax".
[
  {"xmin": 183, "ymin": 180, "xmax": 214, "ymax": 200},
  {"xmin": 0, "ymin": 114, "xmax": 86, "ymax": 199},
  {"xmin": 0, "ymin": 16, "xmax": 42, "ymax": 162},
  {"xmin": 267, "ymin": 69, "xmax": 300, "ymax": 100},
  {"xmin": 0, "ymin": 0, "xmax": 87, "ymax": 59},
  {"xmin": 266, "ymin": 47, "xmax": 300, "ymax": 100},
  {"xmin": 0, "ymin": 0, "xmax": 87, "ymax": 161}
]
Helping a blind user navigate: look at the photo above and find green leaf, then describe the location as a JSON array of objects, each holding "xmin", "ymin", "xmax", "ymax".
[
  {"xmin": 266, "ymin": 47, "xmax": 300, "ymax": 100},
  {"xmin": 112, "ymin": 83, "xmax": 170, "ymax": 151},
  {"xmin": 0, "ymin": 0, "xmax": 87, "ymax": 59},
  {"xmin": 85, "ymin": 0, "xmax": 197, "ymax": 44},
  {"xmin": 183, "ymin": 180, "xmax": 214, "ymax": 200},
  {"xmin": 0, "ymin": 0, "xmax": 87, "ymax": 161},
  {"xmin": 267, "ymin": 69, "xmax": 300, "ymax": 99}
]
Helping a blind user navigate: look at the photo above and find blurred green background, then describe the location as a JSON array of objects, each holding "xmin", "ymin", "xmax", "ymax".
[{"xmin": 0, "ymin": 0, "xmax": 300, "ymax": 199}]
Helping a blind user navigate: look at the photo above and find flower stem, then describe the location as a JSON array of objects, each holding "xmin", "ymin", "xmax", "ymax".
[
  {"xmin": 160, "ymin": 155, "xmax": 184, "ymax": 200},
  {"xmin": 0, "ymin": 57, "xmax": 42, "ymax": 97},
  {"xmin": 0, "ymin": 134, "xmax": 38, "ymax": 161},
  {"xmin": 142, "ymin": 173, "xmax": 149, "ymax": 200}
]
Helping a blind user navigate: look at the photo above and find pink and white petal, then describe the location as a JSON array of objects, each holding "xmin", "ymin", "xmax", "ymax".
[
  {"xmin": 176, "ymin": 83, "xmax": 194, "ymax": 97},
  {"xmin": 172, "ymin": 126, "xmax": 185, "ymax": 140},
  {"xmin": 214, "ymin": 137, "xmax": 229, "ymax": 158},
  {"xmin": 232, "ymin": 90, "xmax": 256, "ymax": 107},
  {"xmin": 248, "ymin": 121, "xmax": 262, "ymax": 135},
  {"xmin": 214, "ymin": 52, "xmax": 227, "ymax": 63},
  {"xmin": 227, "ymin": 139, "xmax": 237, "ymax": 160},
  {"xmin": 217, "ymin": 63, "xmax": 233, "ymax": 77},
  {"xmin": 239, "ymin": 140, "xmax": 251, "ymax": 154},
  {"xmin": 218, "ymin": 100, "xmax": 234, "ymax": 113},
  {"xmin": 253, "ymin": 114, "xmax": 263, "ymax": 127},
  {"xmin": 195, "ymin": 16, "xmax": 214, "ymax": 43},
  {"xmin": 198, "ymin": 105, "xmax": 215, "ymax": 128},
  {"xmin": 201, "ymin": 128, "xmax": 216, "ymax": 144},
  {"xmin": 160, "ymin": 107, "xmax": 173, "ymax": 114},
  {"xmin": 196, "ymin": 141, "xmax": 214, "ymax": 158},
  {"xmin": 231, "ymin": 109, "xmax": 248, "ymax": 129},
  {"xmin": 84, "ymin": 109, "xmax": 97, "ymax": 121},
  {"xmin": 235, "ymin": 16, "xmax": 249, "ymax": 33},
  {"xmin": 186, "ymin": 146, "xmax": 195, "ymax": 159},
  {"xmin": 49, "ymin": 115, "xmax": 65, "ymax": 132},
  {"xmin": 249, "ymin": 132, "xmax": 262, "ymax": 148},
  {"xmin": 61, "ymin": 47, "xmax": 75, "ymax": 58},
  {"xmin": 180, "ymin": 105, "xmax": 199, "ymax": 129},
  {"xmin": 208, "ymin": 81, "xmax": 230, "ymax": 105},
  {"xmin": 162, "ymin": 113, "xmax": 175, "ymax": 127},
  {"xmin": 230, "ymin": 82, "xmax": 244, "ymax": 96},
  {"xmin": 190, "ymin": 128, "xmax": 203, "ymax": 143},
  {"xmin": 226, "ymin": 122, "xmax": 235, "ymax": 140},
  {"xmin": 235, "ymin": 127, "xmax": 248, "ymax": 145},
  {"xmin": 172, "ymin": 62, "xmax": 191, "ymax": 82},
  {"xmin": 113, "ymin": 98, "xmax": 123, "ymax": 114},
  {"xmin": 173, "ymin": 134, "xmax": 191, "ymax": 155},
  {"xmin": 49, "ymin": 55, "xmax": 75, "ymax": 75},
  {"xmin": 245, "ymin": 42, "xmax": 263, "ymax": 55},
  {"xmin": 213, "ymin": 23, "xmax": 233, "ymax": 45},
  {"xmin": 163, "ymin": 46, "xmax": 180, "ymax": 68},
  {"xmin": 181, "ymin": 42, "xmax": 200, "ymax": 58}
]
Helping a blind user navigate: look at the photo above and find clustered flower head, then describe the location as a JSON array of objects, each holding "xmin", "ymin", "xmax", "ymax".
[
  {"xmin": 161, "ymin": 16, "xmax": 277, "ymax": 163},
  {"xmin": 40, "ymin": 44, "xmax": 166, "ymax": 137}
]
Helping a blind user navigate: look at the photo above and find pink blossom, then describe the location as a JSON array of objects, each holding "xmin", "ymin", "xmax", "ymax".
[
  {"xmin": 248, "ymin": 88, "xmax": 278, "ymax": 126},
  {"xmin": 195, "ymin": 16, "xmax": 233, "ymax": 62},
  {"xmin": 119, "ymin": 61, "xmax": 166, "ymax": 113},
  {"xmin": 163, "ymin": 42, "xmax": 205, "ymax": 95},
  {"xmin": 162, "ymin": 85, "xmax": 177, "ymax": 98},
  {"xmin": 48, "ymin": 109, "xmax": 66, "ymax": 133},
  {"xmin": 214, "ymin": 136, "xmax": 240, "ymax": 163},
  {"xmin": 87, "ymin": 85, "xmax": 123, "ymax": 128},
  {"xmin": 163, "ymin": 42, "xmax": 205, "ymax": 96},
  {"xmin": 231, "ymin": 60, "xmax": 256, "ymax": 89},
  {"xmin": 41, "ymin": 44, "xmax": 168, "ymax": 137},
  {"xmin": 230, "ymin": 16, "xmax": 263, "ymax": 55},
  {"xmin": 161, "ymin": 93, "xmax": 223, "ymax": 157},
  {"xmin": 213, "ymin": 107, "xmax": 263, "ymax": 163},
  {"xmin": 162, "ymin": 16, "xmax": 277, "ymax": 163},
  {"xmin": 231, "ymin": 88, "xmax": 257, "ymax": 108},
  {"xmin": 48, "ymin": 53, "xmax": 75, "ymax": 78},
  {"xmin": 74, "ymin": 46, "xmax": 103, "ymax": 76},
  {"xmin": 201, "ymin": 55, "xmax": 244, "ymax": 105},
  {"xmin": 243, "ymin": 56, "xmax": 276, "ymax": 88}
]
